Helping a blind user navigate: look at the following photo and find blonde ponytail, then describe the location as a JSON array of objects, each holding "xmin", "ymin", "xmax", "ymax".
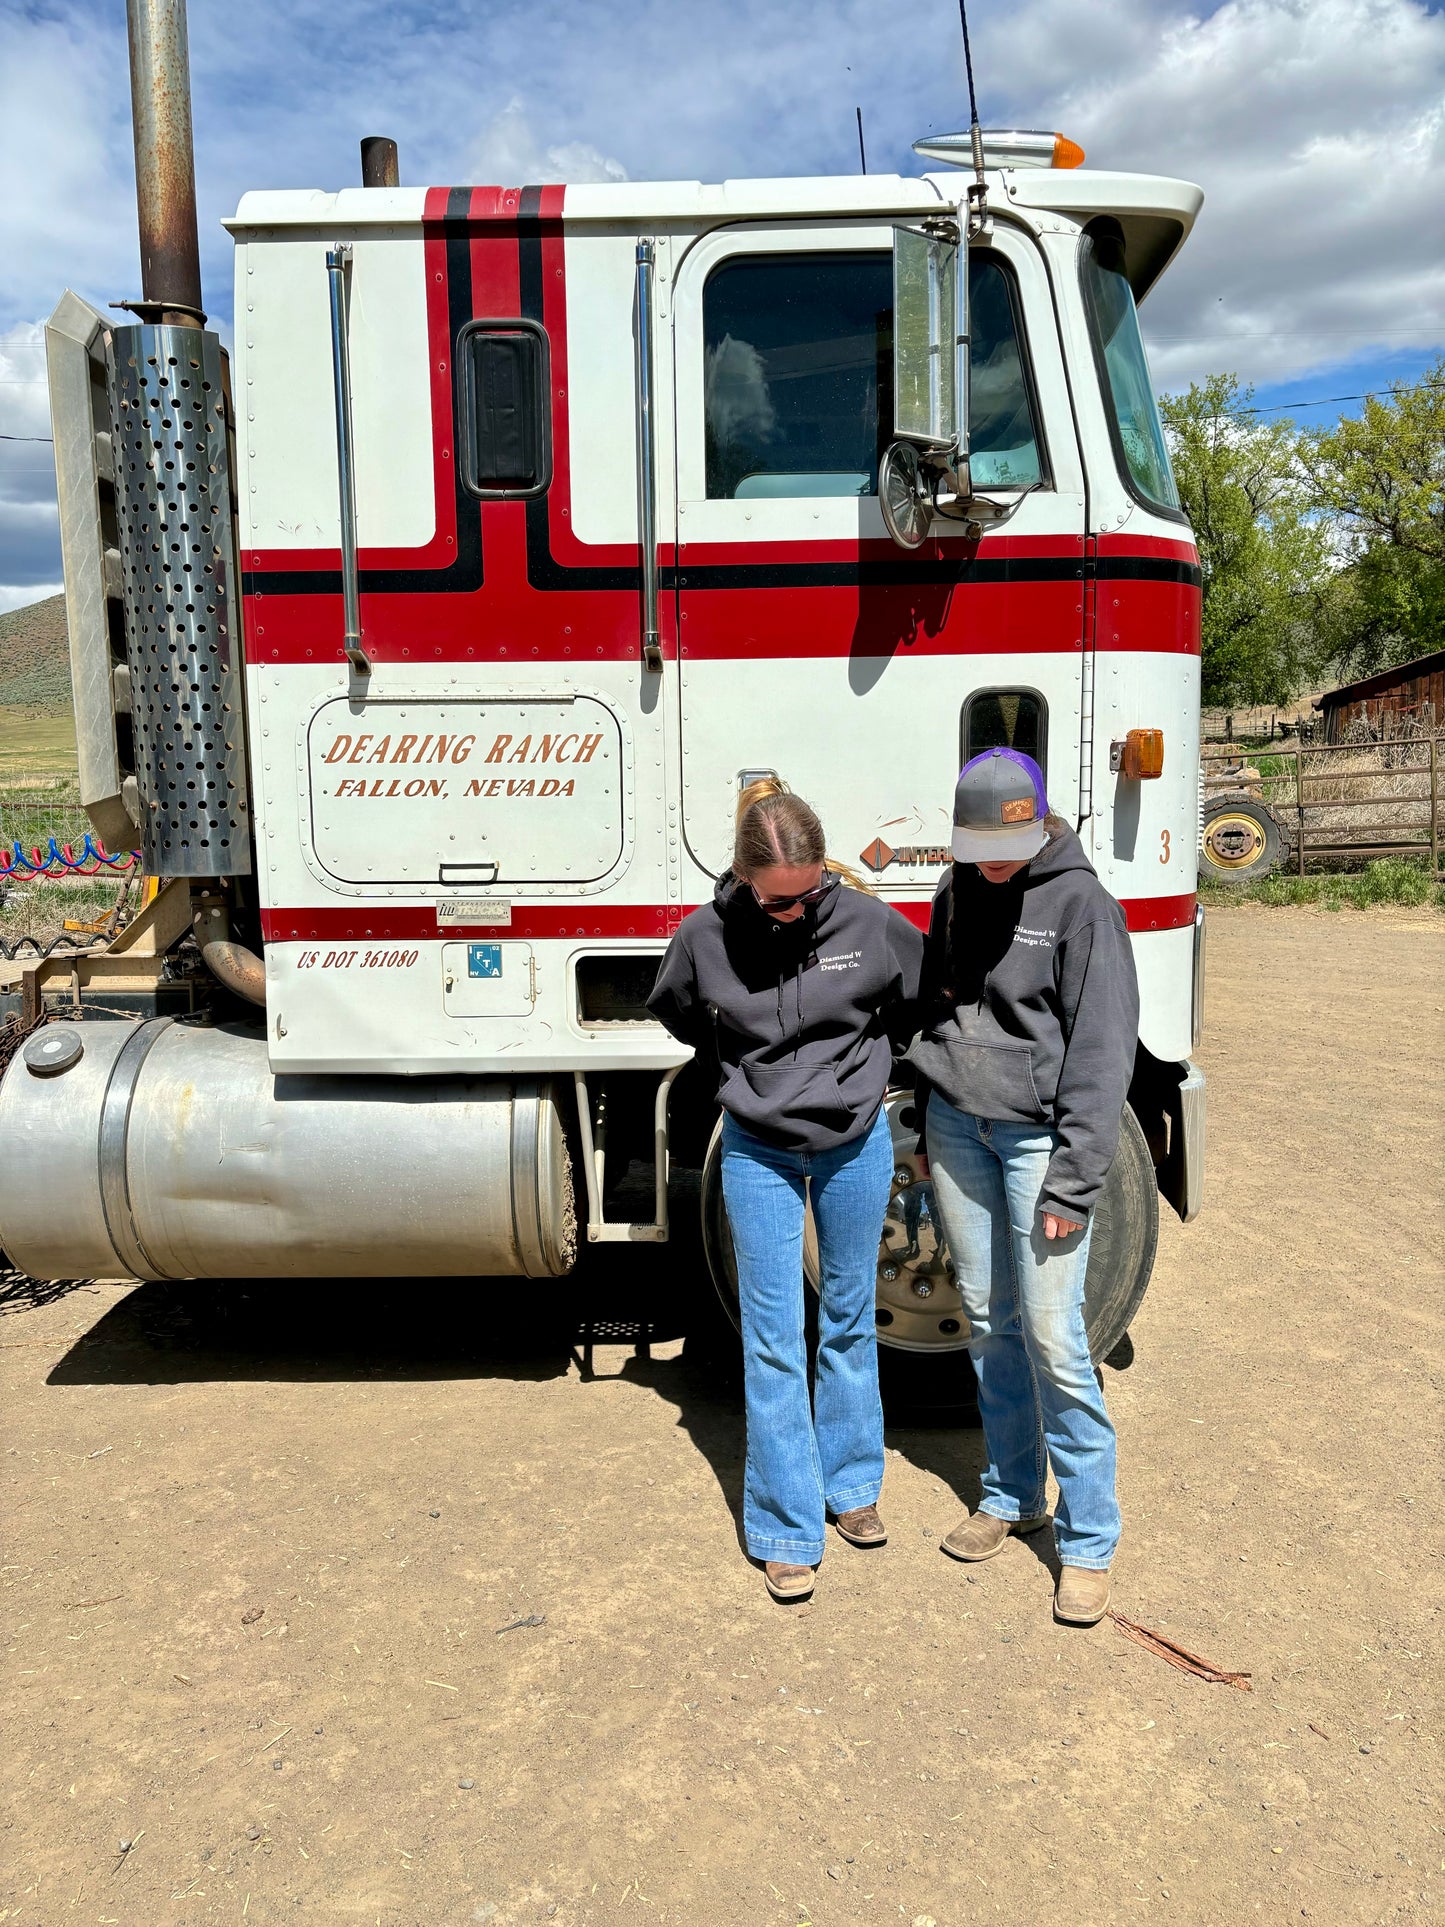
[{"xmin": 732, "ymin": 776, "xmax": 876, "ymax": 894}]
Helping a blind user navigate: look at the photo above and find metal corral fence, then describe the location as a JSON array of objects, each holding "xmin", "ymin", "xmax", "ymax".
[{"xmin": 1201, "ymin": 734, "xmax": 1443, "ymax": 879}]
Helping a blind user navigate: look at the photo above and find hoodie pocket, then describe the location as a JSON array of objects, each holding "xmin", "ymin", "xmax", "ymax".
[
  {"xmin": 918, "ymin": 1036, "xmax": 1046, "ymax": 1124},
  {"xmin": 719, "ymin": 1060, "xmax": 853, "ymax": 1138}
]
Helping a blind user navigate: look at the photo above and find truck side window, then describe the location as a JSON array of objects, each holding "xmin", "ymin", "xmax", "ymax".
[
  {"xmin": 704, "ymin": 253, "xmax": 889, "ymax": 500},
  {"xmin": 1080, "ymin": 222, "xmax": 1181, "ymax": 516},
  {"xmin": 962, "ymin": 689, "xmax": 1048, "ymax": 777},
  {"xmin": 458, "ymin": 319, "xmax": 551, "ymax": 498},
  {"xmin": 702, "ymin": 252, "xmax": 1044, "ymax": 500},
  {"xmin": 968, "ymin": 259, "xmax": 1045, "ymax": 490}
]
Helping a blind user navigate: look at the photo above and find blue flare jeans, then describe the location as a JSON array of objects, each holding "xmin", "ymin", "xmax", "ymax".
[{"xmin": 720, "ymin": 1107, "xmax": 893, "ymax": 1567}]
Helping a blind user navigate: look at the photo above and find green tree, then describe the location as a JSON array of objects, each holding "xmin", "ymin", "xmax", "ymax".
[
  {"xmin": 1160, "ymin": 375, "xmax": 1334, "ymax": 707},
  {"xmin": 1300, "ymin": 361, "xmax": 1445, "ymax": 680}
]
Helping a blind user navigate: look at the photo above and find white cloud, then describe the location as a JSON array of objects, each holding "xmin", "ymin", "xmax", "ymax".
[
  {"xmin": 0, "ymin": 0, "xmax": 1442, "ymax": 611},
  {"xmin": 0, "ymin": 324, "xmax": 61, "ymax": 597},
  {"xmin": 0, "ymin": 582, "xmax": 62, "ymax": 617},
  {"xmin": 469, "ymin": 99, "xmax": 627, "ymax": 185},
  {"xmin": 976, "ymin": 0, "xmax": 1445, "ymax": 388},
  {"xmin": 0, "ymin": 11, "xmax": 136, "ymax": 325}
]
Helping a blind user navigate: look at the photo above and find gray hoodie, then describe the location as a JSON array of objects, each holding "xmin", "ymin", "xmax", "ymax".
[
  {"xmin": 647, "ymin": 872, "xmax": 923, "ymax": 1154},
  {"xmin": 908, "ymin": 826, "xmax": 1139, "ymax": 1221}
]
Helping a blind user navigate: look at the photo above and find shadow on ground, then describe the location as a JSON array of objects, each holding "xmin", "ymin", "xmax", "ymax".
[{"xmin": 22, "ymin": 1160, "xmax": 1143, "ymax": 1560}]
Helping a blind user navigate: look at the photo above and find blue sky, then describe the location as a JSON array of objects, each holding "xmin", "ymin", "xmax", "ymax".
[{"xmin": 1, "ymin": 0, "xmax": 1442, "ymax": 609}]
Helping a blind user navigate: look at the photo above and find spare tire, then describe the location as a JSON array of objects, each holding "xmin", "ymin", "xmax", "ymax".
[{"xmin": 1201, "ymin": 794, "xmax": 1286, "ymax": 883}]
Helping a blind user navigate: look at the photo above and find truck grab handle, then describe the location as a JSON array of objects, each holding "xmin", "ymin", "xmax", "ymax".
[
  {"xmin": 633, "ymin": 241, "xmax": 663, "ymax": 675},
  {"xmin": 326, "ymin": 242, "xmax": 371, "ymax": 677}
]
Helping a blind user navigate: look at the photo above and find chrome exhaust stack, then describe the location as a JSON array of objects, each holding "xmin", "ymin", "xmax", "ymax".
[{"xmin": 105, "ymin": 0, "xmax": 252, "ymax": 883}]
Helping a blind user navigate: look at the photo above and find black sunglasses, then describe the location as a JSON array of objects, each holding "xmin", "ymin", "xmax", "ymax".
[{"xmin": 749, "ymin": 872, "xmax": 834, "ymax": 911}]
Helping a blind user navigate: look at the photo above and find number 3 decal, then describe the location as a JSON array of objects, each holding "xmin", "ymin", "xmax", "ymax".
[{"xmin": 1159, "ymin": 829, "xmax": 1171, "ymax": 864}]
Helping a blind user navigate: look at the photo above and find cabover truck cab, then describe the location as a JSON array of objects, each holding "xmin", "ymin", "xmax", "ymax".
[{"xmin": 3, "ymin": 132, "xmax": 1204, "ymax": 1364}]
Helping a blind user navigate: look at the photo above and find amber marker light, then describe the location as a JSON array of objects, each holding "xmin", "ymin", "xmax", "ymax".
[
  {"xmin": 1052, "ymin": 134, "xmax": 1086, "ymax": 169},
  {"xmin": 1119, "ymin": 728, "xmax": 1166, "ymax": 780}
]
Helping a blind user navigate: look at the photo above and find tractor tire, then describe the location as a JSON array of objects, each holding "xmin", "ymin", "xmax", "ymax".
[
  {"xmin": 1201, "ymin": 794, "xmax": 1286, "ymax": 883},
  {"xmin": 698, "ymin": 1098, "xmax": 1158, "ymax": 1415}
]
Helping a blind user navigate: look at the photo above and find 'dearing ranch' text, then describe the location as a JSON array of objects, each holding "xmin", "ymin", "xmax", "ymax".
[{"xmin": 320, "ymin": 729, "xmax": 605, "ymax": 800}]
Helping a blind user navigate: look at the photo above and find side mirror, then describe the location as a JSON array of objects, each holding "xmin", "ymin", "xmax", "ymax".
[
  {"xmin": 881, "ymin": 221, "xmax": 972, "ymax": 551},
  {"xmin": 892, "ymin": 223, "xmax": 965, "ymax": 452}
]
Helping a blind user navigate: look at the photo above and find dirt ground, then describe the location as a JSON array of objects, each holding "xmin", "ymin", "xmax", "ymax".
[{"xmin": 3, "ymin": 906, "xmax": 1441, "ymax": 1926}]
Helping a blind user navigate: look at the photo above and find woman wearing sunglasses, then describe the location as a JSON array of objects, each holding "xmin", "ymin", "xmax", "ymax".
[{"xmin": 648, "ymin": 780, "xmax": 923, "ymax": 1602}]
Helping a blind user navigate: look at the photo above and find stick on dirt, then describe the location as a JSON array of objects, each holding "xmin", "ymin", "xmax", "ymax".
[{"xmin": 1109, "ymin": 1610, "xmax": 1253, "ymax": 1690}]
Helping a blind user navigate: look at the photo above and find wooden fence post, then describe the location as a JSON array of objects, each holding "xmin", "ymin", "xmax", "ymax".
[{"xmin": 1431, "ymin": 734, "xmax": 1439, "ymax": 880}]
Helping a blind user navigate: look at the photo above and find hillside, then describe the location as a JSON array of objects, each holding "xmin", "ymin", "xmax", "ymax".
[{"xmin": 0, "ymin": 594, "xmax": 71, "ymax": 708}]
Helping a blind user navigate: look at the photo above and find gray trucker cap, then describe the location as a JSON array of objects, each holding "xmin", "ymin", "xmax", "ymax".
[{"xmin": 952, "ymin": 748, "xmax": 1051, "ymax": 863}]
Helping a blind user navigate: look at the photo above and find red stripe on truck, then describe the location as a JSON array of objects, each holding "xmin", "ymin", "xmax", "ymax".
[{"xmin": 261, "ymin": 892, "xmax": 1197, "ymax": 943}]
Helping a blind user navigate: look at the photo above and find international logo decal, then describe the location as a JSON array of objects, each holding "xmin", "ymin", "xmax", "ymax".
[{"xmin": 860, "ymin": 838, "xmax": 950, "ymax": 874}]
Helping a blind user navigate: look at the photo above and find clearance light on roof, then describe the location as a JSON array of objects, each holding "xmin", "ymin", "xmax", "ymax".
[
  {"xmin": 913, "ymin": 129, "xmax": 1086, "ymax": 171},
  {"xmin": 1111, "ymin": 730, "xmax": 1166, "ymax": 781}
]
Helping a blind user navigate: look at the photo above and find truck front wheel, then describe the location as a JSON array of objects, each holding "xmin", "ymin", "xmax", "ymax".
[{"xmin": 699, "ymin": 1097, "xmax": 1158, "ymax": 1402}]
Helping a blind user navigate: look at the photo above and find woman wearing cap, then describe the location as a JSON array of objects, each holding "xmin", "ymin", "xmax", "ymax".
[
  {"xmin": 648, "ymin": 781, "xmax": 923, "ymax": 1603},
  {"xmin": 909, "ymin": 748, "xmax": 1138, "ymax": 1625}
]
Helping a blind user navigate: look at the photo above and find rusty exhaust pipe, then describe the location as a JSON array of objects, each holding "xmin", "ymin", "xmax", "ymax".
[
  {"xmin": 201, "ymin": 940, "xmax": 267, "ymax": 1008},
  {"xmin": 360, "ymin": 137, "xmax": 400, "ymax": 188},
  {"xmin": 124, "ymin": 0, "xmax": 205, "ymax": 325}
]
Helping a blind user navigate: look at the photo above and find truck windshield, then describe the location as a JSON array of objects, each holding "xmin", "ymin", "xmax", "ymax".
[{"xmin": 1080, "ymin": 224, "xmax": 1181, "ymax": 515}]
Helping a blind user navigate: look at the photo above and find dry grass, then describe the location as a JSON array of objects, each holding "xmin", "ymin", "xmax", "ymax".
[{"xmin": 0, "ymin": 706, "xmax": 77, "ymax": 781}]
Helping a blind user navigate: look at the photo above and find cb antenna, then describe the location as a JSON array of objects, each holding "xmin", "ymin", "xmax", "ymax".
[{"xmin": 957, "ymin": 0, "xmax": 989, "ymax": 236}]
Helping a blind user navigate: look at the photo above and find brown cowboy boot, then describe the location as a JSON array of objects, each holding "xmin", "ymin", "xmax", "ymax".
[
  {"xmin": 940, "ymin": 1510, "xmax": 1050, "ymax": 1562},
  {"xmin": 833, "ymin": 1504, "xmax": 887, "ymax": 1548},
  {"xmin": 763, "ymin": 1561, "xmax": 816, "ymax": 1601},
  {"xmin": 1054, "ymin": 1564, "xmax": 1111, "ymax": 1625}
]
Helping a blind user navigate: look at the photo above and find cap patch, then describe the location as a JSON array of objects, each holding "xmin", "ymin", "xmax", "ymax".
[{"xmin": 1000, "ymin": 797, "xmax": 1037, "ymax": 824}]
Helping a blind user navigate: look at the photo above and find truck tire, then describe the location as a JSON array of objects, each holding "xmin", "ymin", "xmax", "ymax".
[
  {"xmin": 1201, "ymin": 794, "xmax": 1286, "ymax": 883},
  {"xmin": 699, "ymin": 1098, "xmax": 1158, "ymax": 1405}
]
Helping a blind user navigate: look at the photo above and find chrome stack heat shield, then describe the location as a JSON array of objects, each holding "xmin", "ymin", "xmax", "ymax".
[{"xmin": 107, "ymin": 324, "xmax": 252, "ymax": 876}]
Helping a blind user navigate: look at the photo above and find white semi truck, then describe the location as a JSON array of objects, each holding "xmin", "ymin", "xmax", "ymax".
[{"xmin": 0, "ymin": 1, "xmax": 1204, "ymax": 1366}]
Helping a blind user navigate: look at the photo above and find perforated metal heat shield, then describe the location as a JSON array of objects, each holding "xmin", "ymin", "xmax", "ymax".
[{"xmin": 107, "ymin": 324, "xmax": 252, "ymax": 876}]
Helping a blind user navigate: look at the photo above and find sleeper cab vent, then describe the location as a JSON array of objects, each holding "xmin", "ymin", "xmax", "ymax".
[
  {"xmin": 575, "ymin": 954, "xmax": 663, "ymax": 1028},
  {"xmin": 458, "ymin": 319, "xmax": 551, "ymax": 499}
]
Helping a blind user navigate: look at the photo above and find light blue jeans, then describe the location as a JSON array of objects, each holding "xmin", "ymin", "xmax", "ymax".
[
  {"xmin": 720, "ymin": 1108, "xmax": 893, "ymax": 1566},
  {"xmin": 925, "ymin": 1094, "xmax": 1120, "ymax": 1569}
]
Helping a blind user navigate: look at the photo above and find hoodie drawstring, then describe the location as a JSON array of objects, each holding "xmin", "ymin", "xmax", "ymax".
[{"xmin": 773, "ymin": 927, "xmax": 811, "ymax": 1055}]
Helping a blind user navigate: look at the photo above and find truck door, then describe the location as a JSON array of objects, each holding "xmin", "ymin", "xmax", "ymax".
[{"xmin": 669, "ymin": 218, "xmax": 1088, "ymax": 897}]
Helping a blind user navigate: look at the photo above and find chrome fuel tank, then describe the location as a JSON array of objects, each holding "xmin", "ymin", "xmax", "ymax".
[{"xmin": 0, "ymin": 1019, "xmax": 574, "ymax": 1282}]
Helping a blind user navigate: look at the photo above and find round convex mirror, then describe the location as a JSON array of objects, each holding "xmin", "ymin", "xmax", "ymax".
[{"xmin": 879, "ymin": 441, "xmax": 933, "ymax": 550}]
